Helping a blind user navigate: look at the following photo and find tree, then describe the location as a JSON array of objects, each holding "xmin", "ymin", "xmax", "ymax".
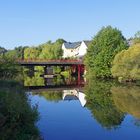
[
  {"xmin": 24, "ymin": 47, "xmax": 40, "ymax": 59},
  {"xmin": 0, "ymin": 46, "xmax": 7, "ymax": 55},
  {"xmin": 111, "ymin": 43, "xmax": 140, "ymax": 81},
  {"xmin": 15, "ymin": 46, "xmax": 29, "ymax": 59},
  {"xmin": 39, "ymin": 39, "xmax": 64, "ymax": 59},
  {"xmin": 133, "ymin": 31, "xmax": 140, "ymax": 44},
  {"xmin": 0, "ymin": 57, "xmax": 20, "ymax": 79},
  {"xmin": 84, "ymin": 26, "xmax": 128, "ymax": 78}
]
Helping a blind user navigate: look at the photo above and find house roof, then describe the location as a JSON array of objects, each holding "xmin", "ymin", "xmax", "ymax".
[
  {"xmin": 83, "ymin": 40, "xmax": 92, "ymax": 46},
  {"xmin": 64, "ymin": 42, "xmax": 81, "ymax": 49}
]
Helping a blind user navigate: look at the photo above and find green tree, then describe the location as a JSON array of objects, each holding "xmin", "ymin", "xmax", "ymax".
[
  {"xmin": 85, "ymin": 26, "xmax": 128, "ymax": 78},
  {"xmin": 24, "ymin": 47, "xmax": 40, "ymax": 59},
  {"xmin": 4, "ymin": 50, "xmax": 17, "ymax": 59},
  {"xmin": 111, "ymin": 43, "xmax": 140, "ymax": 81},
  {"xmin": 39, "ymin": 39, "xmax": 64, "ymax": 59},
  {"xmin": 0, "ymin": 46, "xmax": 7, "ymax": 56},
  {"xmin": 0, "ymin": 57, "xmax": 20, "ymax": 79},
  {"xmin": 133, "ymin": 31, "xmax": 140, "ymax": 44},
  {"xmin": 15, "ymin": 46, "xmax": 29, "ymax": 59}
]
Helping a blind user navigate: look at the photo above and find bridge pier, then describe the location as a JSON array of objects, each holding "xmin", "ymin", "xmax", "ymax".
[
  {"xmin": 25, "ymin": 66, "xmax": 35, "ymax": 77},
  {"xmin": 44, "ymin": 66, "xmax": 53, "ymax": 75},
  {"xmin": 44, "ymin": 78, "xmax": 54, "ymax": 86},
  {"xmin": 77, "ymin": 64, "xmax": 85, "ymax": 85}
]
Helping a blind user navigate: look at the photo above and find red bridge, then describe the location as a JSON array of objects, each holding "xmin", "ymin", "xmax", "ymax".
[
  {"xmin": 18, "ymin": 59, "xmax": 85, "ymax": 83},
  {"xmin": 18, "ymin": 59, "xmax": 84, "ymax": 66}
]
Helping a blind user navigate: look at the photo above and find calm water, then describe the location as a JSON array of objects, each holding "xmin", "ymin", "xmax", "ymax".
[{"xmin": 25, "ymin": 71, "xmax": 140, "ymax": 140}]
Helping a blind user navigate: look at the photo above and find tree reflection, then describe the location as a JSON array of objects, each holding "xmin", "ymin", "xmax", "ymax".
[
  {"xmin": 33, "ymin": 91, "xmax": 62, "ymax": 102},
  {"xmin": 111, "ymin": 85, "xmax": 140, "ymax": 119},
  {"xmin": 85, "ymin": 78, "xmax": 124, "ymax": 129},
  {"xmin": 24, "ymin": 72, "xmax": 45, "ymax": 86}
]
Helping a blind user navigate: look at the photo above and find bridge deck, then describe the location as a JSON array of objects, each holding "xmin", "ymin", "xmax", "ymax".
[{"xmin": 18, "ymin": 59, "xmax": 84, "ymax": 66}]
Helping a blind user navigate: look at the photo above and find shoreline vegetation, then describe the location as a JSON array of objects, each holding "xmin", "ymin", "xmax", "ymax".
[
  {"xmin": 0, "ymin": 80, "xmax": 41, "ymax": 140},
  {"xmin": 84, "ymin": 26, "xmax": 140, "ymax": 83}
]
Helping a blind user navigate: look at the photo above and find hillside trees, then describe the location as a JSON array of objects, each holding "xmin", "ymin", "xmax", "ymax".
[
  {"xmin": 24, "ymin": 39, "xmax": 65, "ymax": 60},
  {"xmin": 85, "ymin": 26, "xmax": 128, "ymax": 78},
  {"xmin": 0, "ymin": 46, "xmax": 28, "ymax": 59}
]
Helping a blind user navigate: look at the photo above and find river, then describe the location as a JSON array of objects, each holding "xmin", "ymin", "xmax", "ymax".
[{"xmin": 24, "ymin": 70, "xmax": 140, "ymax": 140}]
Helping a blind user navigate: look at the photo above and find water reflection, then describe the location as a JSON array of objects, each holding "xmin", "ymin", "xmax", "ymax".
[
  {"xmin": 111, "ymin": 85, "xmax": 140, "ymax": 120},
  {"xmin": 63, "ymin": 90, "xmax": 86, "ymax": 107},
  {"xmin": 84, "ymin": 79, "xmax": 124, "ymax": 129},
  {"xmin": 24, "ymin": 70, "xmax": 85, "ymax": 87},
  {"xmin": 24, "ymin": 70, "xmax": 140, "ymax": 139},
  {"xmin": 32, "ymin": 89, "xmax": 87, "ymax": 107}
]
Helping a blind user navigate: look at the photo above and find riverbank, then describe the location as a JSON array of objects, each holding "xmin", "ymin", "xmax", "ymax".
[{"xmin": 0, "ymin": 80, "xmax": 41, "ymax": 140}]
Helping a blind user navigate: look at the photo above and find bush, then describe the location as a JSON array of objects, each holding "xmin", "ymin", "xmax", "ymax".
[
  {"xmin": 0, "ymin": 57, "xmax": 21, "ymax": 79},
  {"xmin": 111, "ymin": 43, "xmax": 140, "ymax": 81},
  {"xmin": 0, "ymin": 80, "xmax": 40, "ymax": 140}
]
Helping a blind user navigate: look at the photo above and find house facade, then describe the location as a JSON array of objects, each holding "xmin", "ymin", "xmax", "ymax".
[{"xmin": 62, "ymin": 41, "xmax": 91, "ymax": 58}]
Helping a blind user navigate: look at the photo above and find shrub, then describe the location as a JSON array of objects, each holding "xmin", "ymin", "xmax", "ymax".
[{"xmin": 111, "ymin": 43, "xmax": 140, "ymax": 81}]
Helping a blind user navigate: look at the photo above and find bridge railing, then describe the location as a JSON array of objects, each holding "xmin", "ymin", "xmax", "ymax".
[{"xmin": 17, "ymin": 59, "xmax": 83, "ymax": 63}]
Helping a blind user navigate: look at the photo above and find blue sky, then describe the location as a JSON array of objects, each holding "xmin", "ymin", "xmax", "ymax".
[{"xmin": 0, "ymin": 0, "xmax": 140, "ymax": 49}]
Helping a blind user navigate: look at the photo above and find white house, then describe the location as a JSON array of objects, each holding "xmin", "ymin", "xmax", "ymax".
[{"xmin": 62, "ymin": 41, "xmax": 91, "ymax": 58}]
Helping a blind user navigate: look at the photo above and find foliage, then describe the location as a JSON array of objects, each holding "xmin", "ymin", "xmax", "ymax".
[
  {"xmin": 0, "ymin": 46, "xmax": 7, "ymax": 54},
  {"xmin": 53, "ymin": 75, "xmax": 65, "ymax": 85},
  {"xmin": 85, "ymin": 78, "xmax": 124, "ymax": 129},
  {"xmin": 61, "ymin": 71, "xmax": 70, "ymax": 78},
  {"xmin": 84, "ymin": 26, "xmax": 128, "ymax": 78},
  {"xmin": 133, "ymin": 31, "xmax": 140, "ymax": 44},
  {"xmin": 34, "ymin": 66, "xmax": 44, "ymax": 73},
  {"xmin": 24, "ymin": 47, "xmax": 40, "ymax": 60},
  {"xmin": 24, "ymin": 39, "xmax": 65, "ymax": 60},
  {"xmin": 53, "ymin": 66, "xmax": 62, "ymax": 74},
  {"xmin": 0, "ymin": 57, "xmax": 21, "ymax": 79},
  {"xmin": 111, "ymin": 43, "xmax": 140, "ymax": 81},
  {"xmin": 0, "ymin": 80, "xmax": 40, "ymax": 140},
  {"xmin": 1, "ymin": 46, "xmax": 28, "ymax": 59}
]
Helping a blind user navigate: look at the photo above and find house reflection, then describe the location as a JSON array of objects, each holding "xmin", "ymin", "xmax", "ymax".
[{"xmin": 62, "ymin": 89, "xmax": 87, "ymax": 107}]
